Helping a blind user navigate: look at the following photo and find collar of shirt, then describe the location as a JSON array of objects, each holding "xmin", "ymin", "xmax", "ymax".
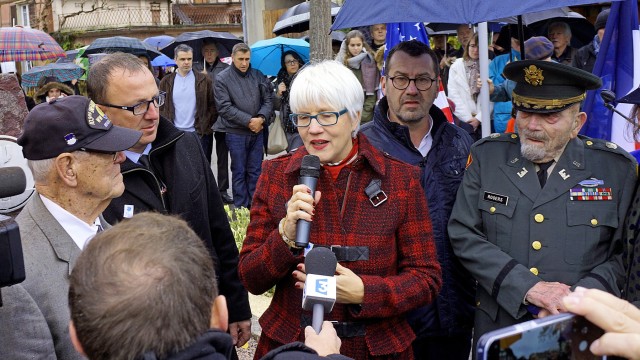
[
  {"xmin": 125, "ymin": 143, "xmax": 152, "ymax": 164},
  {"xmin": 387, "ymin": 111, "xmax": 434, "ymax": 157},
  {"xmin": 40, "ymin": 194, "xmax": 100, "ymax": 250},
  {"xmin": 176, "ymin": 69, "xmax": 194, "ymax": 78}
]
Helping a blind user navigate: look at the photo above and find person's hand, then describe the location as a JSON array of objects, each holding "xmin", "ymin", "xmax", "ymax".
[
  {"xmin": 525, "ymin": 281, "xmax": 571, "ymax": 317},
  {"xmin": 476, "ymin": 78, "xmax": 495, "ymax": 94},
  {"xmin": 304, "ymin": 321, "xmax": 342, "ymax": 357},
  {"xmin": 277, "ymin": 82, "xmax": 287, "ymax": 97},
  {"xmin": 292, "ymin": 263, "xmax": 364, "ymax": 304},
  {"xmin": 466, "ymin": 118, "xmax": 481, "ymax": 131},
  {"xmin": 248, "ymin": 117, "xmax": 264, "ymax": 133},
  {"xmin": 563, "ymin": 287, "xmax": 640, "ymax": 359},
  {"xmin": 228, "ymin": 319, "xmax": 252, "ymax": 347},
  {"xmin": 282, "ymin": 184, "xmax": 322, "ymax": 241}
]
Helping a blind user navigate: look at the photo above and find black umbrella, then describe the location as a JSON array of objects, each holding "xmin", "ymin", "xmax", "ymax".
[
  {"xmin": 160, "ymin": 30, "xmax": 242, "ymax": 62},
  {"xmin": 529, "ymin": 12, "xmax": 596, "ymax": 48},
  {"xmin": 84, "ymin": 36, "xmax": 163, "ymax": 60},
  {"xmin": 273, "ymin": 1, "xmax": 341, "ymax": 35}
]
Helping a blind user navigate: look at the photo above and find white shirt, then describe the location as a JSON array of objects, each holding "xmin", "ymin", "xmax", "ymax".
[
  {"xmin": 125, "ymin": 143, "xmax": 152, "ymax": 164},
  {"xmin": 40, "ymin": 195, "xmax": 101, "ymax": 250},
  {"xmin": 172, "ymin": 70, "xmax": 197, "ymax": 132},
  {"xmin": 387, "ymin": 111, "xmax": 434, "ymax": 157}
]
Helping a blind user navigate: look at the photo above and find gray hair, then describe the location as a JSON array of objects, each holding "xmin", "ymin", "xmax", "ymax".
[
  {"xmin": 289, "ymin": 60, "xmax": 364, "ymax": 137},
  {"xmin": 548, "ymin": 22, "xmax": 572, "ymax": 37},
  {"xmin": 232, "ymin": 42, "xmax": 250, "ymax": 55},
  {"xmin": 27, "ymin": 158, "xmax": 55, "ymax": 183},
  {"xmin": 174, "ymin": 44, "xmax": 193, "ymax": 59}
]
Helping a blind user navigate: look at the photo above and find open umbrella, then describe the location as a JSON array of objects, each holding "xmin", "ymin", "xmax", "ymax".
[
  {"xmin": 0, "ymin": 26, "xmax": 65, "ymax": 62},
  {"xmin": 143, "ymin": 35, "xmax": 175, "ymax": 50},
  {"xmin": 151, "ymin": 53, "xmax": 176, "ymax": 67},
  {"xmin": 529, "ymin": 12, "xmax": 595, "ymax": 48},
  {"xmin": 250, "ymin": 37, "xmax": 310, "ymax": 76},
  {"xmin": 273, "ymin": 1, "xmax": 341, "ymax": 35},
  {"xmin": 84, "ymin": 36, "xmax": 163, "ymax": 60},
  {"xmin": 160, "ymin": 30, "xmax": 242, "ymax": 62},
  {"xmin": 21, "ymin": 62, "xmax": 84, "ymax": 88}
]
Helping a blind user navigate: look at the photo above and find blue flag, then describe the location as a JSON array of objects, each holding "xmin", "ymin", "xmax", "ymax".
[
  {"xmin": 383, "ymin": 22, "xmax": 429, "ymax": 74},
  {"xmin": 581, "ymin": 0, "xmax": 639, "ymax": 151}
]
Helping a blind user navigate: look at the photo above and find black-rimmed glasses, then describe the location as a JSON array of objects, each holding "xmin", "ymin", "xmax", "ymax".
[
  {"xmin": 99, "ymin": 91, "xmax": 166, "ymax": 116},
  {"xmin": 290, "ymin": 109, "xmax": 348, "ymax": 128},
  {"xmin": 285, "ymin": 60, "xmax": 300, "ymax": 66},
  {"xmin": 78, "ymin": 149, "xmax": 120, "ymax": 162},
  {"xmin": 388, "ymin": 76, "xmax": 437, "ymax": 91}
]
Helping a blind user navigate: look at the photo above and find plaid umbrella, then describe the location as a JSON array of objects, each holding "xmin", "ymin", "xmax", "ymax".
[
  {"xmin": 160, "ymin": 30, "xmax": 242, "ymax": 62},
  {"xmin": 0, "ymin": 26, "xmax": 65, "ymax": 62},
  {"xmin": 21, "ymin": 62, "xmax": 85, "ymax": 87},
  {"xmin": 84, "ymin": 36, "xmax": 163, "ymax": 60}
]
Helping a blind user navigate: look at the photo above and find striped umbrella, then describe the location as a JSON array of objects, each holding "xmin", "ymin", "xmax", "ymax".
[
  {"xmin": 0, "ymin": 26, "xmax": 65, "ymax": 62},
  {"xmin": 21, "ymin": 62, "xmax": 85, "ymax": 88}
]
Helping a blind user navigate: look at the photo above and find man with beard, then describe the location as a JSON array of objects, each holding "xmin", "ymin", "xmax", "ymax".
[{"xmin": 448, "ymin": 60, "xmax": 638, "ymax": 348}]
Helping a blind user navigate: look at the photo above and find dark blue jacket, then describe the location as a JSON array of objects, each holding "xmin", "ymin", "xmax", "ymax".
[{"xmin": 361, "ymin": 98, "xmax": 475, "ymax": 337}]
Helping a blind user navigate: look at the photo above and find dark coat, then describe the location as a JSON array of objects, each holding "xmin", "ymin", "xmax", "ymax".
[
  {"xmin": 448, "ymin": 134, "xmax": 637, "ymax": 341},
  {"xmin": 361, "ymin": 99, "xmax": 475, "ymax": 338},
  {"xmin": 102, "ymin": 117, "xmax": 250, "ymax": 324},
  {"xmin": 238, "ymin": 134, "xmax": 442, "ymax": 359},
  {"xmin": 572, "ymin": 42, "xmax": 597, "ymax": 73},
  {"xmin": 159, "ymin": 70, "xmax": 216, "ymax": 135},
  {"xmin": 213, "ymin": 65, "xmax": 273, "ymax": 135}
]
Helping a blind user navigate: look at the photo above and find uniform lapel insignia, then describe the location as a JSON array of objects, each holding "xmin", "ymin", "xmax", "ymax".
[
  {"xmin": 517, "ymin": 167, "xmax": 528, "ymax": 178},
  {"xmin": 559, "ymin": 169, "xmax": 570, "ymax": 180}
]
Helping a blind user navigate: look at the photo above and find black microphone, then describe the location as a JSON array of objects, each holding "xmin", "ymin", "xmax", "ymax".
[
  {"xmin": 295, "ymin": 155, "xmax": 320, "ymax": 248},
  {"xmin": 601, "ymin": 90, "xmax": 634, "ymax": 124},
  {"xmin": 302, "ymin": 247, "xmax": 337, "ymax": 334},
  {"xmin": 0, "ymin": 167, "xmax": 26, "ymax": 199}
]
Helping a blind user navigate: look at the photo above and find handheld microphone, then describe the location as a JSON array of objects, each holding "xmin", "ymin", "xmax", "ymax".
[
  {"xmin": 600, "ymin": 90, "xmax": 634, "ymax": 124},
  {"xmin": 302, "ymin": 247, "xmax": 337, "ymax": 334},
  {"xmin": 295, "ymin": 155, "xmax": 320, "ymax": 248}
]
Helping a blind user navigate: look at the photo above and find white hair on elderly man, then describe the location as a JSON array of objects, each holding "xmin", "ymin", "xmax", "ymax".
[{"xmin": 288, "ymin": 60, "xmax": 365, "ymax": 136}]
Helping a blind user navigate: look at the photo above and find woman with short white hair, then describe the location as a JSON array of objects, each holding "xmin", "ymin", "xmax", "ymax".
[{"xmin": 238, "ymin": 60, "xmax": 442, "ymax": 360}]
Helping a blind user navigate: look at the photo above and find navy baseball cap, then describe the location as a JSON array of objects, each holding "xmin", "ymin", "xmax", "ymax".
[{"xmin": 18, "ymin": 95, "xmax": 142, "ymax": 160}]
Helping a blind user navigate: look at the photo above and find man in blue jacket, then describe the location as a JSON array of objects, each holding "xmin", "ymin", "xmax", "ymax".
[{"xmin": 361, "ymin": 40, "xmax": 474, "ymax": 360}]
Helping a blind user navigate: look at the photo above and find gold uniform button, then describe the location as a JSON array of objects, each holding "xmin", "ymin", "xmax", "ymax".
[
  {"xmin": 489, "ymin": 206, "xmax": 496, "ymax": 213},
  {"xmin": 511, "ymin": 134, "xmax": 518, "ymax": 139},
  {"xmin": 476, "ymin": 301, "xmax": 481, "ymax": 307},
  {"xmin": 586, "ymin": 140, "xmax": 593, "ymax": 146},
  {"xmin": 530, "ymin": 267, "xmax": 539, "ymax": 276},
  {"xmin": 591, "ymin": 218, "xmax": 598, "ymax": 226},
  {"xmin": 532, "ymin": 241, "xmax": 542, "ymax": 250},
  {"xmin": 534, "ymin": 214, "xmax": 544, "ymax": 223}
]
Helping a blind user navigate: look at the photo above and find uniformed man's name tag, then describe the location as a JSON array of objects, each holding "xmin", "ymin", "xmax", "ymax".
[
  {"xmin": 569, "ymin": 187, "xmax": 613, "ymax": 201},
  {"xmin": 484, "ymin": 191, "xmax": 509, "ymax": 205}
]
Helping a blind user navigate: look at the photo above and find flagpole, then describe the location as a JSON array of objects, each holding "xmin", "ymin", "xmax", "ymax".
[{"xmin": 478, "ymin": 22, "xmax": 491, "ymax": 138}]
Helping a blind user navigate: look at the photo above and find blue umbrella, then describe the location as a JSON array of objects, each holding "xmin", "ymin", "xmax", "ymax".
[
  {"xmin": 331, "ymin": 0, "xmax": 622, "ymax": 29},
  {"xmin": 151, "ymin": 53, "xmax": 176, "ymax": 67},
  {"xmin": 21, "ymin": 62, "xmax": 84, "ymax": 88},
  {"xmin": 250, "ymin": 37, "xmax": 309, "ymax": 77},
  {"xmin": 143, "ymin": 35, "xmax": 175, "ymax": 50}
]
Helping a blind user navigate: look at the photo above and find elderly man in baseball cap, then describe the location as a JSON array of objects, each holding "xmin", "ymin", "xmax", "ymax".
[{"xmin": 0, "ymin": 95, "xmax": 141, "ymax": 360}]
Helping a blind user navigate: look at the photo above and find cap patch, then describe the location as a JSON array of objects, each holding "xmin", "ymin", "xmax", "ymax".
[
  {"xmin": 86, "ymin": 100, "xmax": 112, "ymax": 130},
  {"xmin": 524, "ymin": 65, "xmax": 544, "ymax": 86},
  {"xmin": 65, "ymin": 133, "xmax": 77, "ymax": 145}
]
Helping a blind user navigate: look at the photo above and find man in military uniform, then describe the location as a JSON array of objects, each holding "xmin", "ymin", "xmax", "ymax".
[{"xmin": 448, "ymin": 60, "xmax": 638, "ymax": 347}]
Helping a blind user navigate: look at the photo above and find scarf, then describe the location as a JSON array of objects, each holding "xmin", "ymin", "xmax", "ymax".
[
  {"xmin": 346, "ymin": 51, "xmax": 369, "ymax": 70},
  {"xmin": 465, "ymin": 59, "xmax": 481, "ymax": 100}
]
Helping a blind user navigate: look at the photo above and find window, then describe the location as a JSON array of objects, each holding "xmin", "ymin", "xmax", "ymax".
[{"xmin": 19, "ymin": 4, "xmax": 30, "ymax": 27}]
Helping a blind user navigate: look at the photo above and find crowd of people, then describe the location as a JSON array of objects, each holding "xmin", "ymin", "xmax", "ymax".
[{"xmin": 2, "ymin": 6, "xmax": 640, "ymax": 360}]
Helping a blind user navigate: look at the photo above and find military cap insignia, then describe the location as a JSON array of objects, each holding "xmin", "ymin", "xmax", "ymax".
[{"xmin": 524, "ymin": 65, "xmax": 544, "ymax": 86}]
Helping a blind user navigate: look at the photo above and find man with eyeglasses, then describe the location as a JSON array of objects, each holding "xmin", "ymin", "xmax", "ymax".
[
  {"xmin": 86, "ymin": 52, "xmax": 252, "ymax": 353},
  {"xmin": 361, "ymin": 39, "xmax": 475, "ymax": 360},
  {"xmin": 214, "ymin": 42, "xmax": 273, "ymax": 209},
  {"xmin": 0, "ymin": 95, "xmax": 142, "ymax": 359},
  {"xmin": 449, "ymin": 60, "xmax": 636, "ymax": 349},
  {"xmin": 193, "ymin": 41, "xmax": 233, "ymax": 204},
  {"xmin": 159, "ymin": 44, "xmax": 216, "ymax": 166}
]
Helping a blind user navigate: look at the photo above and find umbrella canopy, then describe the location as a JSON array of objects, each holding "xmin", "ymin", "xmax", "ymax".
[
  {"xmin": 331, "ymin": 0, "xmax": 622, "ymax": 29},
  {"xmin": 84, "ymin": 36, "xmax": 163, "ymax": 60},
  {"xmin": 143, "ymin": 35, "xmax": 175, "ymax": 50},
  {"xmin": 160, "ymin": 30, "xmax": 242, "ymax": 62},
  {"xmin": 0, "ymin": 26, "xmax": 65, "ymax": 62},
  {"xmin": 151, "ymin": 53, "xmax": 176, "ymax": 67},
  {"xmin": 250, "ymin": 37, "xmax": 310, "ymax": 77},
  {"xmin": 300, "ymin": 31, "xmax": 345, "ymax": 43},
  {"xmin": 529, "ymin": 11, "xmax": 595, "ymax": 48},
  {"xmin": 21, "ymin": 62, "xmax": 84, "ymax": 87},
  {"xmin": 273, "ymin": 1, "xmax": 341, "ymax": 35}
]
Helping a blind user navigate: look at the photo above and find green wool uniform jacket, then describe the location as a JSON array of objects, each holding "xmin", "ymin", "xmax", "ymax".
[{"xmin": 448, "ymin": 133, "xmax": 637, "ymax": 340}]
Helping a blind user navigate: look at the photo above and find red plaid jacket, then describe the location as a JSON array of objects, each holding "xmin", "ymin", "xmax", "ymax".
[{"xmin": 239, "ymin": 135, "xmax": 442, "ymax": 358}]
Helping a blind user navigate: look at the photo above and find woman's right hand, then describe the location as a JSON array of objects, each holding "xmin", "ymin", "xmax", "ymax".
[
  {"xmin": 283, "ymin": 184, "xmax": 322, "ymax": 240},
  {"xmin": 277, "ymin": 82, "xmax": 287, "ymax": 97}
]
